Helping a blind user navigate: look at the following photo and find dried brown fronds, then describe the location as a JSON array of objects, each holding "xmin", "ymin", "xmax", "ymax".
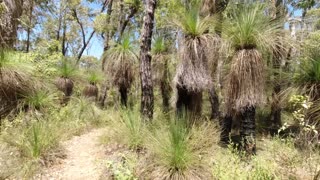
[
  {"xmin": 225, "ymin": 49, "xmax": 265, "ymax": 113},
  {"xmin": 174, "ymin": 35, "xmax": 218, "ymax": 92}
]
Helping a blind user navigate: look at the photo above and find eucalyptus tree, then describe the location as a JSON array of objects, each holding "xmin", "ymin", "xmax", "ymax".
[
  {"xmin": 221, "ymin": 3, "xmax": 283, "ymax": 153},
  {"xmin": 140, "ymin": 0, "xmax": 157, "ymax": 120},
  {"xmin": 0, "ymin": 0, "xmax": 23, "ymax": 48}
]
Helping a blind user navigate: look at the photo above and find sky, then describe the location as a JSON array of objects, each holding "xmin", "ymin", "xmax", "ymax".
[{"xmin": 18, "ymin": 2, "xmax": 304, "ymax": 60}]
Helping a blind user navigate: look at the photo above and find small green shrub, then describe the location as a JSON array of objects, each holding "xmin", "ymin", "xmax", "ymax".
[
  {"xmin": 104, "ymin": 109, "xmax": 145, "ymax": 149},
  {"xmin": 2, "ymin": 119, "xmax": 60, "ymax": 159},
  {"xmin": 144, "ymin": 117, "xmax": 213, "ymax": 179}
]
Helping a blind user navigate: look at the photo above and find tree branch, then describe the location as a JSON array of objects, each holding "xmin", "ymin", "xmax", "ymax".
[{"xmin": 72, "ymin": 9, "xmax": 86, "ymax": 47}]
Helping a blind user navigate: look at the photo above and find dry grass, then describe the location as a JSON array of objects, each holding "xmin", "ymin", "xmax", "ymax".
[
  {"xmin": 0, "ymin": 51, "xmax": 34, "ymax": 117},
  {"xmin": 225, "ymin": 49, "xmax": 265, "ymax": 113}
]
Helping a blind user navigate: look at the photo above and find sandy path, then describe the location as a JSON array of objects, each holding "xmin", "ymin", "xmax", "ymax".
[{"xmin": 37, "ymin": 129, "xmax": 105, "ymax": 180}]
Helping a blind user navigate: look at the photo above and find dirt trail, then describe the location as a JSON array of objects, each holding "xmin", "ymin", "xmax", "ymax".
[{"xmin": 37, "ymin": 129, "xmax": 105, "ymax": 180}]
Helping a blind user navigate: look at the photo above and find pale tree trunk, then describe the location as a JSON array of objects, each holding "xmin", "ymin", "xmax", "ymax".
[
  {"xmin": 0, "ymin": 0, "xmax": 23, "ymax": 48},
  {"xmin": 26, "ymin": 0, "xmax": 33, "ymax": 52},
  {"xmin": 99, "ymin": 0, "xmax": 114, "ymax": 107},
  {"xmin": 140, "ymin": 0, "xmax": 156, "ymax": 120}
]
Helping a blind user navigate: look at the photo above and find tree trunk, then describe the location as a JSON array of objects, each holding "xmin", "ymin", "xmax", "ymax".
[
  {"xmin": 220, "ymin": 114, "xmax": 232, "ymax": 144},
  {"xmin": 269, "ymin": 0, "xmax": 283, "ymax": 134},
  {"xmin": 101, "ymin": 0, "xmax": 114, "ymax": 71},
  {"xmin": 176, "ymin": 86, "xmax": 202, "ymax": 123},
  {"xmin": 160, "ymin": 58, "xmax": 171, "ymax": 112},
  {"xmin": 119, "ymin": 85, "xmax": 128, "ymax": 107},
  {"xmin": 26, "ymin": 0, "xmax": 33, "ymax": 52},
  {"xmin": 139, "ymin": 0, "xmax": 156, "ymax": 120},
  {"xmin": 0, "ymin": 0, "xmax": 23, "ymax": 48},
  {"xmin": 240, "ymin": 106, "xmax": 256, "ymax": 154},
  {"xmin": 209, "ymin": 87, "xmax": 220, "ymax": 120}
]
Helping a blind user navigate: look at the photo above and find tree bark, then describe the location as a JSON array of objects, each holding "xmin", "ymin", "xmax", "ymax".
[
  {"xmin": 240, "ymin": 106, "xmax": 256, "ymax": 154},
  {"xmin": 0, "ymin": 0, "xmax": 23, "ymax": 48},
  {"xmin": 101, "ymin": 0, "xmax": 114, "ymax": 71},
  {"xmin": 160, "ymin": 58, "xmax": 171, "ymax": 112},
  {"xmin": 26, "ymin": 0, "xmax": 33, "ymax": 52},
  {"xmin": 220, "ymin": 114, "xmax": 232, "ymax": 144},
  {"xmin": 119, "ymin": 85, "xmax": 128, "ymax": 107},
  {"xmin": 269, "ymin": 0, "xmax": 283, "ymax": 133},
  {"xmin": 209, "ymin": 87, "xmax": 220, "ymax": 119},
  {"xmin": 139, "ymin": 0, "xmax": 156, "ymax": 120}
]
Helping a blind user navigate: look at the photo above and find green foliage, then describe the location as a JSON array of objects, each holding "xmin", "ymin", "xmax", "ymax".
[
  {"xmin": 152, "ymin": 36, "xmax": 167, "ymax": 54},
  {"xmin": 105, "ymin": 153, "xmax": 137, "ymax": 180},
  {"xmin": 172, "ymin": 6, "xmax": 214, "ymax": 37},
  {"xmin": 23, "ymin": 90, "xmax": 56, "ymax": 111},
  {"xmin": 56, "ymin": 59, "xmax": 77, "ymax": 79},
  {"xmin": 105, "ymin": 109, "xmax": 145, "ymax": 149},
  {"xmin": 87, "ymin": 71, "xmax": 103, "ymax": 84},
  {"xmin": 146, "ymin": 119, "xmax": 196, "ymax": 174},
  {"xmin": 2, "ymin": 118, "xmax": 60, "ymax": 159},
  {"xmin": 223, "ymin": 3, "xmax": 282, "ymax": 51}
]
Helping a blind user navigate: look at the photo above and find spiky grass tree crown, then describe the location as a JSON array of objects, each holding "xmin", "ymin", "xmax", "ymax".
[
  {"xmin": 294, "ymin": 47, "xmax": 320, "ymax": 100},
  {"xmin": 173, "ymin": 7, "xmax": 218, "ymax": 92},
  {"xmin": 103, "ymin": 34, "xmax": 137, "ymax": 88},
  {"xmin": 223, "ymin": 3, "xmax": 282, "ymax": 52},
  {"xmin": 152, "ymin": 36, "xmax": 172, "ymax": 84},
  {"xmin": 87, "ymin": 71, "xmax": 103, "ymax": 85},
  {"xmin": 57, "ymin": 59, "xmax": 76, "ymax": 79}
]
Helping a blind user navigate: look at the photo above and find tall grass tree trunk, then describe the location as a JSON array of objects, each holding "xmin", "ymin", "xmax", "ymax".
[
  {"xmin": 176, "ymin": 86, "xmax": 202, "ymax": 122},
  {"xmin": 240, "ymin": 106, "xmax": 256, "ymax": 154},
  {"xmin": 119, "ymin": 85, "xmax": 128, "ymax": 107},
  {"xmin": 139, "ymin": 0, "xmax": 156, "ymax": 120}
]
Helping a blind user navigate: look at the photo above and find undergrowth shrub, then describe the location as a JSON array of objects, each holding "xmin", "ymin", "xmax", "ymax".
[
  {"xmin": 142, "ymin": 118, "xmax": 216, "ymax": 179},
  {"xmin": 103, "ymin": 108, "xmax": 146, "ymax": 149}
]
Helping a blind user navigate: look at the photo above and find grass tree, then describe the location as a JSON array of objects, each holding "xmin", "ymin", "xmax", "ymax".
[
  {"xmin": 55, "ymin": 59, "xmax": 76, "ymax": 104},
  {"xmin": 173, "ymin": 6, "xmax": 217, "ymax": 119},
  {"xmin": 152, "ymin": 36, "xmax": 172, "ymax": 112},
  {"xmin": 103, "ymin": 35, "xmax": 137, "ymax": 107},
  {"xmin": 222, "ymin": 3, "xmax": 283, "ymax": 154},
  {"xmin": 294, "ymin": 33, "xmax": 320, "ymax": 125},
  {"xmin": 83, "ymin": 71, "xmax": 103, "ymax": 101}
]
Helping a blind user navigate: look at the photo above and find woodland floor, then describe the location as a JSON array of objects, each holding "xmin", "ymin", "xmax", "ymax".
[{"xmin": 35, "ymin": 129, "xmax": 106, "ymax": 180}]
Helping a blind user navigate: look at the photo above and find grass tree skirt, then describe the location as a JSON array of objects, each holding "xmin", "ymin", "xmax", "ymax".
[
  {"xmin": 240, "ymin": 106, "xmax": 256, "ymax": 154},
  {"xmin": 55, "ymin": 77, "xmax": 74, "ymax": 104},
  {"xmin": 83, "ymin": 84, "xmax": 98, "ymax": 100},
  {"xmin": 55, "ymin": 77, "xmax": 74, "ymax": 97}
]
